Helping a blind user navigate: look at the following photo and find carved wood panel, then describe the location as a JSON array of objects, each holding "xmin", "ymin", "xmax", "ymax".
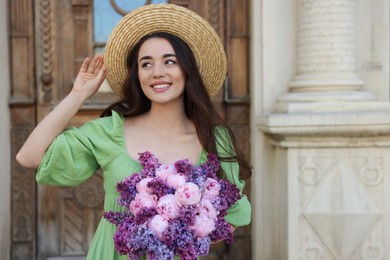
[
  {"xmin": 11, "ymin": 108, "xmax": 37, "ymax": 260},
  {"xmin": 34, "ymin": 0, "xmax": 105, "ymax": 259},
  {"xmin": 60, "ymin": 173, "xmax": 104, "ymax": 256}
]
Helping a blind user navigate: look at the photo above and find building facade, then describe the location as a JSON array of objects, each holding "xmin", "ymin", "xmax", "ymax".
[{"xmin": 251, "ymin": 0, "xmax": 390, "ymax": 259}]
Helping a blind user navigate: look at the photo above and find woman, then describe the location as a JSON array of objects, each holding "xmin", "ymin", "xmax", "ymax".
[{"xmin": 16, "ymin": 4, "xmax": 251, "ymax": 259}]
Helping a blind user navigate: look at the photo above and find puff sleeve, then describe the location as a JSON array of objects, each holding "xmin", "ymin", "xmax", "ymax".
[
  {"xmin": 36, "ymin": 125, "xmax": 100, "ymax": 186},
  {"xmin": 36, "ymin": 112, "xmax": 124, "ymax": 187}
]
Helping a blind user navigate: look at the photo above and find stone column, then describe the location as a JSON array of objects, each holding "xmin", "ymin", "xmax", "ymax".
[
  {"xmin": 276, "ymin": 0, "xmax": 379, "ymax": 112},
  {"xmin": 290, "ymin": 0, "xmax": 363, "ymax": 91},
  {"xmin": 254, "ymin": 0, "xmax": 390, "ymax": 259}
]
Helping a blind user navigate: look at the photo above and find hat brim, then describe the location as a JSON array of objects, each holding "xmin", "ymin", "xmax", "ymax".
[{"xmin": 104, "ymin": 4, "xmax": 227, "ymax": 98}]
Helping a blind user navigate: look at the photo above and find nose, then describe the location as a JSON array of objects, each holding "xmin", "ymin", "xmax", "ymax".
[{"xmin": 153, "ymin": 62, "xmax": 166, "ymax": 78}]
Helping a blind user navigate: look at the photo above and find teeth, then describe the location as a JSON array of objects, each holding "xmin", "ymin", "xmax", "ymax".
[{"xmin": 153, "ymin": 84, "xmax": 170, "ymax": 89}]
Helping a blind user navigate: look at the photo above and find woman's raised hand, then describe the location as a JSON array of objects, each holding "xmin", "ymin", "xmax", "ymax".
[
  {"xmin": 16, "ymin": 55, "xmax": 106, "ymax": 168},
  {"xmin": 72, "ymin": 55, "xmax": 106, "ymax": 100}
]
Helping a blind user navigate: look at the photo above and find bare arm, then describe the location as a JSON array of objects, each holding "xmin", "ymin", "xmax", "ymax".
[{"xmin": 16, "ymin": 55, "xmax": 106, "ymax": 169}]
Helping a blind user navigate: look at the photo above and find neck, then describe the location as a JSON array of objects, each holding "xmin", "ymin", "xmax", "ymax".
[{"xmin": 144, "ymin": 100, "xmax": 192, "ymax": 133}]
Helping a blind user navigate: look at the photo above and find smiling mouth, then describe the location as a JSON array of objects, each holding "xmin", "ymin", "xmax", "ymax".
[{"xmin": 152, "ymin": 83, "xmax": 171, "ymax": 89}]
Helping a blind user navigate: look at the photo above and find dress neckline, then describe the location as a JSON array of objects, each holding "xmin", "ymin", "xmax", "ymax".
[{"xmin": 117, "ymin": 111, "xmax": 206, "ymax": 166}]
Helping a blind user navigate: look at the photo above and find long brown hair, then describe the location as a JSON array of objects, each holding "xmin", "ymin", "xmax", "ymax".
[{"xmin": 101, "ymin": 32, "xmax": 251, "ymax": 179}]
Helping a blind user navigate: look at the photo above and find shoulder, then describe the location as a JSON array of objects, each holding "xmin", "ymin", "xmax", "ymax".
[
  {"xmin": 76, "ymin": 110, "xmax": 124, "ymax": 140},
  {"xmin": 80, "ymin": 110, "xmax": 122, "ymax": 129}
]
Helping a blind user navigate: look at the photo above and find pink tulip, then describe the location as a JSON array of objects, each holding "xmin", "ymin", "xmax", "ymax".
[
  {"xmin": 156, "ymin": 194, "xmax": 180, "ymax": 220},
  {"xmin": 175, "ymin": 182, "xmax": 201, "ymax": 206}
]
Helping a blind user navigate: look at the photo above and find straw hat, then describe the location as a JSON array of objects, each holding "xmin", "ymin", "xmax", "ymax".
[{"xmin": 104, "ymin": 3, "xmax": 227, "ymax": 98}]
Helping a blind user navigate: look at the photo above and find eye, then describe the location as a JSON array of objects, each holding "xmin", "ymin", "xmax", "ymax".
[
  {"xmin": 140, "ymin": 62, "xmax": 152, "ymax": 68},
  {"xmin": 166, "ymin": 59, "xmax": 176, "ymax": 65}
]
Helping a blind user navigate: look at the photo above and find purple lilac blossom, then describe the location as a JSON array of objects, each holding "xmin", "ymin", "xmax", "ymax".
[
  {"xmin": 190, "ymin": 167, "xmax": 206, "ymax": 187},
  {"xmin": 174, "ymin": 159, "xmax": 194, "ymax": 182},
  {"xmin": 147, "ymin": 178, "xmax": 175, "ymax": 198},
  {"xmin": 134, "ymin": 207, "xmax": 157, "ymax": 224},
  {"xmin": 116, "ymin": 173, "xmax": 142, "ymax": 207},
  {"xmin": 209, "ymin": 216, "xmax": 234, "ymax": 244},
  {"xmin": 145, "ymin": 235, "xmax": 175, "ymax": 260},
  {"xmin": 138, "ymin": 151, "xmax": 160, "ymax": 177},
  {"xmin": 210, "ymin": 179, "xmax": 241, "ymax": 217},
  {"xmin": 210, "ymin": 197, "xmax": 229, "ymax": 217},
  {"xmin": 196, "ymin": 237, "xmax": 211, "ymax": 255},
  {"xmin": 219, "ymin": 179, "xmax": 241, "ymax": 208},
  {"xmin": 103, "ymin": 211, "xmax": 128, "ymax": 226},
  {"xmin": 202, "ymin": 153, "xmax": 220, "ymax": 179},
  {"xmin": 112, "ymin": 220, "xmax": 136, "ymax": 256},
  {"xmin": 167, "ymin": 220, "xmax": 197, "ymax": 259},
  {"xmin": 178, "ymin": 204, "xmax": 198, "ymax": 226},
  {"xmin": 128, "ymin": 223, "xmax": 174, "ymax": 259}
]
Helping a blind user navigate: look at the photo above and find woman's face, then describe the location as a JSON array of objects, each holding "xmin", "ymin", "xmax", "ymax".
[{"xmin": 137, "ymin": 37, "xmax": 185, "ymax": 105}]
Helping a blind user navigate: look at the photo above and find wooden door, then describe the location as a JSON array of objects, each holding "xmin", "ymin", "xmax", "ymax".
[{"xmin": 9, "ymin": 0, "xmax": 251, "ymax": 259}]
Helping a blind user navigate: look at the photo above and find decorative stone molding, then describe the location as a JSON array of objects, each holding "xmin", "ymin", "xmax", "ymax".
[
  {"xmin": 368, "ymin": 1, "xmax": 383, "ymax": 67},
  {"xmin": 301, "ymin": 156, "xmax": 381, "ymax": 259},
  {"xmin": 361, "ymin": 235, "xmax": 385, "ymax": 259},
  {"xmin": 300, "ymin": 231, "xmax": 325, "ymax": 259}
]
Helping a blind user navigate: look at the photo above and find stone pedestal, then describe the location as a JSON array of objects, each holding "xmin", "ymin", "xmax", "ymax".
[{"xmin": 257, "ymin": 107, "xmax": 390, "ymax": 259}]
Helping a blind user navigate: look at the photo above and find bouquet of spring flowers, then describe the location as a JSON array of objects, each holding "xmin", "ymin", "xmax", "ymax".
[{"xmin": 104, "ymin": 151, "xmax": 241, "ymax": 260}]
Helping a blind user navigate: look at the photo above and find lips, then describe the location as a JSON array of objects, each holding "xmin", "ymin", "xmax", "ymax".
[
  {"xmin": 152, "ymin": 83, "xmax": 171, "ymax": 89},
  {"xmin": 151, "ymin": 81, "xmax": 171, "ymax": 90}
]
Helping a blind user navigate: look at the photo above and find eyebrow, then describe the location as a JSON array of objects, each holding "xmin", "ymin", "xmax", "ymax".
[{"xmin": 139, "ymin": 53, "xmax": 177, "ymax": 62}]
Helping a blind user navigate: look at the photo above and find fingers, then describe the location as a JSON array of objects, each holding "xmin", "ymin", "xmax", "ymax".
[
  {"xmin": 95, "ymin": 66, "xmax": 107, "ymax": 86},
  {"xmin": 87, "ymin": 55, "xmax": 104, "ymax": 75},
  {"xmin": 79, "ymin": 57, "xmax": 90, "ymax": 73},
  {"xmin": 94, "ymin": 56, "xmax": 104, "ymax": 76}
]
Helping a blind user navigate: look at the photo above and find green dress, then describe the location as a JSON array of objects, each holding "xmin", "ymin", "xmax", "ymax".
[{"xmin": 36, "ymin": 111, "xmax": 251, "ymax": 260}]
